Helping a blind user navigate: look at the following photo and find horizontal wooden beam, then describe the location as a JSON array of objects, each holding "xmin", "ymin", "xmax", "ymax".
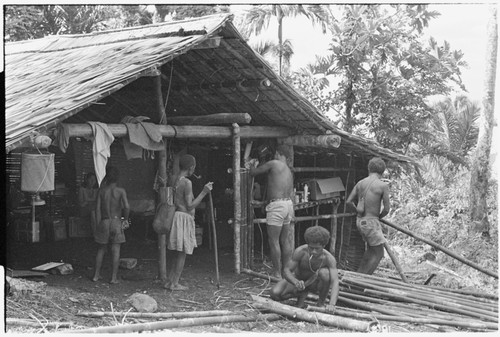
[
  {"xmin": 168, "ymin": 113, "xmax": 252, "ymax": 126},
  {"xmin": 171, "ymin": 78, "xmax": 271, "ymax": 92},
  {"xmin": 253, "ymin": 213, "xmax": 356, "ymax": 224},
  {"xmin": 60, "ymin": 123, "xmax": 291, "ymax": 139},
  {"xmin": 292, "ymin": 167, "xmax": 357, "ymax": 173},
  {"xmin": 281, "ymin": 134, "xmax": 341, "ymax": 148}
]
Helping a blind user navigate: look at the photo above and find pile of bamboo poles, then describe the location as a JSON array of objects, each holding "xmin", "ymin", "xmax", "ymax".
[{"xmin": 242, "ymin": 268, "xmax": 498, "ymax": 332}]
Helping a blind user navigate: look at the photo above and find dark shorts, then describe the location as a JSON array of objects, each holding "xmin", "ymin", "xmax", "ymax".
[
  {"xmin": 95, "ymin": 218, "xmax": 126, "ymax": 244},
  {"xmin": 356, "ymin": 217, "xmax": 386, "ymax": 246}
]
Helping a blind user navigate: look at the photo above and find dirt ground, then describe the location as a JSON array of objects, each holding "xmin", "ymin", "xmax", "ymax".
[{"xmin": 5, "ymin": 236, "xmax": 456, "ymax": 333}]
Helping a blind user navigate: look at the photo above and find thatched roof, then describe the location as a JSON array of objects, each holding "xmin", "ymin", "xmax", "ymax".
[{"xmin": 5, "ymin": 13, "xmax": 415, "ymax": 164}]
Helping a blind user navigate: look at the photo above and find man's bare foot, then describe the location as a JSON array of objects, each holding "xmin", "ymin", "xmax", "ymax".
[
  {"xmin": 109, "ymin": 279, "xmax": 120, "ymax": 284},
  {"xmin": 92, "ymin": 276, "xmax": 101, "ymax": 282},
  {"xmin": 163, "ymin": 281, "xmax": 172, "ymax": 290},
  {"xmin": 271, "ymin": 271, "xmax": 282, "ymax": 279},
  {"xmin": 170, "ymin": 283, "xmax": 188, "ymax": 291}
]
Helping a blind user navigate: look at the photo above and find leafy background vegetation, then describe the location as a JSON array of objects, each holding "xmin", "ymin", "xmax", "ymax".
[{"xmin": 5, "ymin": 4, "xmax": 497, "ymax": 292}]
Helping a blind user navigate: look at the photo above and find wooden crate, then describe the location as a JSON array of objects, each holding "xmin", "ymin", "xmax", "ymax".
[
  {"xmin": 68, "ymin": 217, "xmax": 92, "ymax": 238},
  {"xmin": 53, "ymin": 218, "xmax": 67, "ymax": 241}
]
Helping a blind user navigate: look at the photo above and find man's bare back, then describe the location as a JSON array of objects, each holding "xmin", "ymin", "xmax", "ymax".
[
  {"xmin": 251, "ymin": 159, "xmax": 293, "ymax": 200},
  {"xmin": 98, "ymin": 185, "xmax": 128, "ymax": 219},
  {"xmin": 355, "ymin": 176, "xmax": 390, "ymax": 218}
]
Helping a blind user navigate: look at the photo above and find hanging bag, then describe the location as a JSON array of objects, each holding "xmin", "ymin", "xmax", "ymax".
[
  {"xmin": 152, "ymin": 186, "xmax": 176, "ymax": 234},
  {"xmin": 356, "ymin": 177, "xmax": 377, "ymax": 216}
]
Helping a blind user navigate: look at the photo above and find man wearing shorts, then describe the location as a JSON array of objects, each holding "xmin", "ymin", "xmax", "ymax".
[
  {"xmin": 346, "ymin": 157, "xmax": 390, "ymax": 274},
  {"xmin": 248, "ymin": 144, "xmax": 294, "ymax": 279},
  {"xmin": 93, "ymin": 166, "xmax": 130, "ymax": 284}
]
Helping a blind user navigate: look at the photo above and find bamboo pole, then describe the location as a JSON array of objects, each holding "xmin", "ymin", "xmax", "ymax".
[
  {"xmin": 383, "ymin": 242, "xmax": 408, "ymax": 283},
  {"xmin": 307, "ymin": 306, "xmax": 498, "ymax": 331},
  {"xmin": 342, "ymin": 276, "xmax": 498, "ymax": 319},
  {"xmin": 364, "ymin": 289, "xmax": 498, "ymax": 322},
  {"xmin": 233, "ymin": 123, "xmax": 241, "ymax": 274},
  {"xmin": 67, "ymin": 313, "xmax": 281, "ymax": 334},
  {"xmin": 292, "ymin": 167, "xmax": 358, "ymax": 173},
  {"xmin": 281, "ymin": 134, "xmax": 341, "ymax": 149},
  {"xmin": 329, "ymin": 199, "xmax": 340, "ymax": 255},
  {"xmin": 253, "ymin": 213, "xmax": 356, "ymax": 224},
  {"xmin": 61, "ymin": 123, "xmax": 291, "ymax": 139},
  {"xmin": 381, "ymin": 218, "xmax": 498, "ymax": 279},
  {"xmin": 154, "ymin": 72, "xmax": 168, "ymax": 282},
  {"xmin": 208, "ymin": 192, "xmax": 220, "ymax": 288},
  {"xmin": 76, "ymin": 310, "xmax": 238, "ymax": 319},
  {"xmin": 167, "ymin": 113, "xmax": 252, "ymax": 126},
  {"xmin": 6, "ymin": 318, "xmax": 73, "ymax": 328},
  {"xmin": 251, "ymin": 295, "xmax": 377, "ymax": 332}
]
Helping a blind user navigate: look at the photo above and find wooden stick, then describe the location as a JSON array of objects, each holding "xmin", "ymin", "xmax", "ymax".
[
  {"xmin": 76, "ymin": 310, "xmax": 236, "ymax": 319},
  {"xmin": 251, "ymin": 295, "xmax": 377, "ymax": 332},
  {"xmin": 292, "ymin": 167, "xmax": 358, "ymax": 173},
  {"xmin": 67, "ymin": 313, "xmax": 281, "ymax": 334},
  {"xmin": 380, "ymin": 218, "xmax": 498, "ymax": 279},
  {"xmin": 6, "ymin": 318, "xmax": 73, "ymax": 328},
  {"xmin": 253, "ymin": 213, "xmax": 356, "ymax": 224},
  {"xmin": 208, "ymin": 191, "xmax": 220, "ymax": 288},
  {"xmin": 307, "ymin": 306, "xmax": 497, "ymax": 331},
  {"xmin": 382, "ymin": 242, "xmax": 408, "ymax": 283}
]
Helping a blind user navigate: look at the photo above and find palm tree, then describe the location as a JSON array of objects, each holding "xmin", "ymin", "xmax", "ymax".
[
  {"xmin": 238, "ymin": 4, "xmax": 331, "ymax": 76},
  {"xmin": 418, "ymin": 94, "xmax": 480, "ymax": 185},
  {"xmin": 251, "ymin": 39, "xmax": 294, "ymax": 75}
]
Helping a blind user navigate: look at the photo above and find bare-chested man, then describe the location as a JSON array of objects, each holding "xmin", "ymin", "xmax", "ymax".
[
  {"xmin": 270, "ymin": 226, "xmax": 339, "ymax": 310},
  {"xmin": 165, "ymin": 154, "xmax": 213, "ymax": 291},
  {"xmin": 248, "ymin": 144, "xmax": 294, "ymax": 278},
  {"xmin": 93, "ymin": 166, "xmax": 130, "ymax": 284},
  {"xmin": 346, "ymin": 157, "xmax": 390, "ymax": 274}
]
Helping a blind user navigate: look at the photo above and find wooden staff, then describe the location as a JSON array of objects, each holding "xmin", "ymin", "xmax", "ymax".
[
  {"xmin": 383, "ymin": 242, "xmax": 408, "ymax": 283},
  {"xmin": 208, "ymin": 191, "xmax": 220, "ymax": 288},
  {"xmin": 76, "ymin": 309, "xmax": 236, "ymax": 319},
  {"xmin": 380, "ymin": 218, "xmax": 498, "ymax": 279}
]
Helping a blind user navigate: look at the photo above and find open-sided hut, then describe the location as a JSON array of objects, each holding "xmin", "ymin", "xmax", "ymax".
[{"xmin": 5, "ymin": 14, "xmax": 416, "ymax": 276}]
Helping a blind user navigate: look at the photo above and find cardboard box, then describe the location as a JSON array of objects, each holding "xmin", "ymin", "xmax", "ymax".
[
  {"xmin": 307, "ymin": 177, "xmax": 345, "ymax": 200},
  {"xmin": 68, "ymin": 217, "xmax": 92, "ymax": 238}
]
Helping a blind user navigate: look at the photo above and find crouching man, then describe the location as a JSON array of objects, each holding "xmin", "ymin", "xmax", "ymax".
[{"xmin": 270, "ymin": 226, "xmax": 339, "ymax": 311}]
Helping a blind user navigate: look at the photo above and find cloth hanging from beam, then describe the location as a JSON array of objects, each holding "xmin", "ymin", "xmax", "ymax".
[
  {"xmin": 121, "ymin": 116, "xmax": 164, "ymax": 159},
  {"xmin": 87, "ymin": 122, "xmax": 114, "ymax": 185}
]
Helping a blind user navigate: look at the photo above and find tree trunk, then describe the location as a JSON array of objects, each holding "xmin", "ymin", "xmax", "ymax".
[{"xmin": 470, "ymin": 6, "xmax": 497, "ymax": 236}]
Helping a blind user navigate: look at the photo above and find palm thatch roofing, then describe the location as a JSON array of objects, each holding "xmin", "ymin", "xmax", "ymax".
[{"xmin": 5, "ymin": 13, "xmax": 415, "ymax": 164}]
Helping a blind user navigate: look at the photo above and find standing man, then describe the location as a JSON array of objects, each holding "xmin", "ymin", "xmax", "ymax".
[
  {"xmin": 165, "ymin": 154, "xmax": 213, "ymax": 291},
  {"xmin": 346, "ymin": 157, "xmax": 390, "ymax": 274},
  {"xmin": 93, "ymin": 166, "xmax": 130, "ymax": 284},
  {"xmin": 247, "ymin": 144, "xmax": 294, "ymax": 279}
]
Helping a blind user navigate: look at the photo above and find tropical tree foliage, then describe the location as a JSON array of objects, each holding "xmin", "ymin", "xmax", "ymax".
[
  {"xmin": 236, "ymin": 4, "xmax": 331, "ymax": 76},
  {"xmin": 153, "ymin": 5, "xmax": 229, "ymax": 22},
  {"xmin": 290, "ymin": 4, "xmax": 467, "ymax": 155}
]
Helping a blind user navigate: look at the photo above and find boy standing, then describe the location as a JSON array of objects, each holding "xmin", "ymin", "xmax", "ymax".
[
  {"xmin": 93, "ymin": 166, "xmax": 130, "ymax": 284},
  {"xmin": 346, "ymin": 157, "xmax": 390, "ymax": 274},
  {"xmin": 165, "ymin": 154, "xmax": 213, "ymax": 291},
  {"xmin": 270, "ymin": 226, "xmax": 339, "ymax": 311},
  {"xmin": 247, "ymin": 144, "xmax": 294, "ymax": 279}
]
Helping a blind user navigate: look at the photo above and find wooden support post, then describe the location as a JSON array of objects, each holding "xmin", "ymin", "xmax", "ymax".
[
  {"xmin": 244, "ymin": 142, "xmax": 254, "ymax": 269},
  {"xmin": 153, "ymin": 71, "xmax": 168, "ymax": 282},
  {"xmin": 329, "ymin": 198, "xmax": 340, "ymax": 256},
  {"xmin": 232, "ymin": 123, "xmax": 241, "ymax": 274}
]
